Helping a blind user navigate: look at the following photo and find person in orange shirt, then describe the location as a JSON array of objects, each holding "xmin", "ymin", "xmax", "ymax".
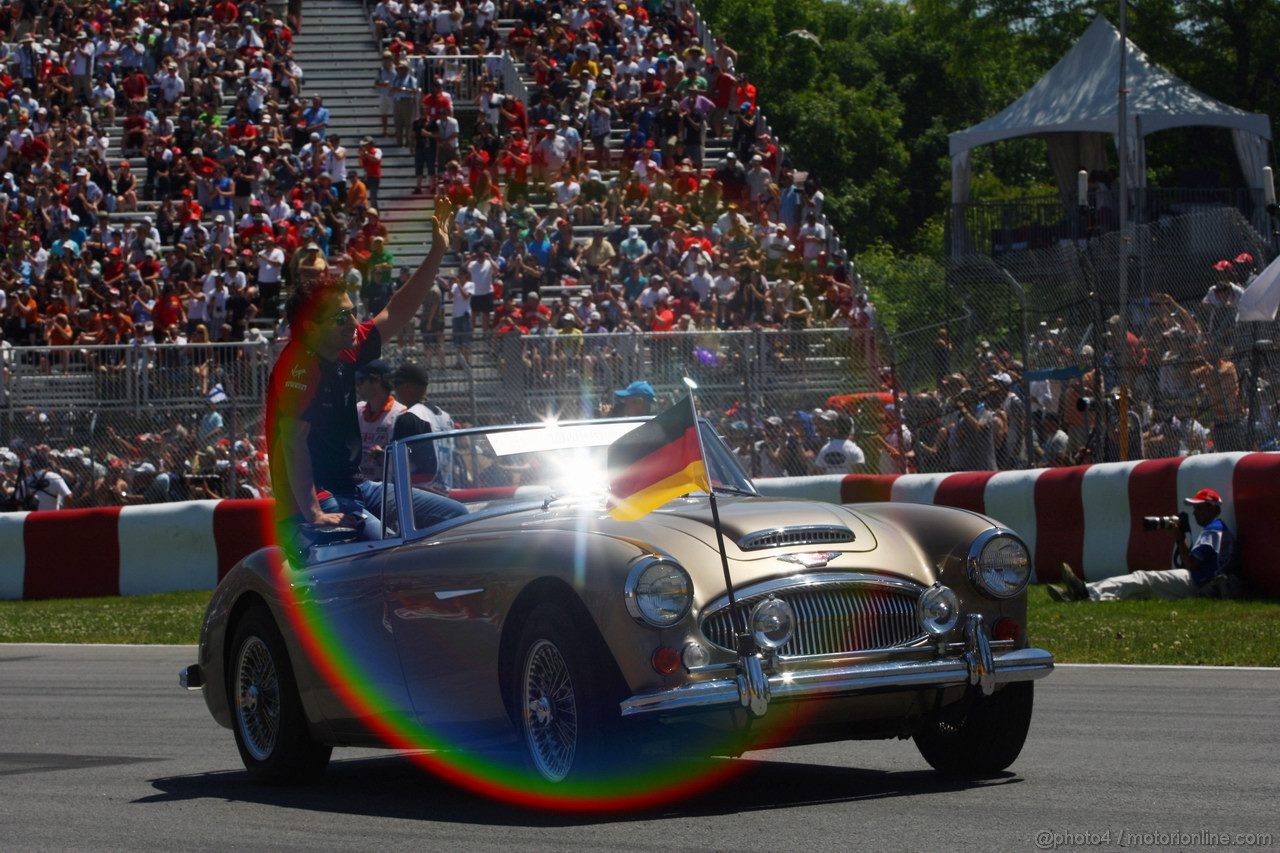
[
  {"xmin": 45, "ymin": 312, "xmax": 76, "ymax": 372},
  {"xmin": 650, "ymin": 292, "xmax": 676, "ymax": 332},
  {"xmin": 11, "ymin": 286, "xmax": 41, "ymax": 345},
  {"xmin": 346, "ymin": 173, "xmax": 369, "ymax": 211}
]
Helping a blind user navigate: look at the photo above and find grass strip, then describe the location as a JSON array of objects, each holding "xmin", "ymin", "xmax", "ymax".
[
  {"xmin": 1028, "ymin": 593, "xmax": 1280, "ymax": 666},
  {"xmin": 0, "ymin": 590, "xmax": 209, "ymax": 645},
  {"xmin": 1, "ymin": 589, "xmax": 1278, "ymax": 666}
]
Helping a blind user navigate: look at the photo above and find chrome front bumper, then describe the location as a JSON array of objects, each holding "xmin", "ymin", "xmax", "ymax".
[{"xmin": 621, "ymin": 615, "xmax": 1054, "ymax": 718}]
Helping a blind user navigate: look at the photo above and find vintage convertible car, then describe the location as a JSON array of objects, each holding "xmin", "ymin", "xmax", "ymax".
[{"xmin": 181, "ymin": 417, "xmax": 1053, "ymax": 789}]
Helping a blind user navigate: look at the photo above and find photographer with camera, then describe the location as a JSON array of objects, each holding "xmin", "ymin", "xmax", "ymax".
[
  {"xmin": 1054, "ymin": 488, "xmax": 1238, "ymax": 601},
  {"xmin": 3, "ymin": 449, "xmax": 73, "ymax": 512}
]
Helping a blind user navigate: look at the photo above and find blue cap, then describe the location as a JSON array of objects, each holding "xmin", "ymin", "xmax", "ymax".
[
  {"xmin": 355, "ymin": 358, "xmax": 392, "ymax": 379},
  {"xmin": 615, "ymin": 380, "xmax": 655, "ymax": 400}
]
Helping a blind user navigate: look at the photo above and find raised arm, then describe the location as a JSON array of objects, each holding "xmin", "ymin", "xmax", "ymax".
[{"xmin": 372, "ymin": 198, "xmax": 452, "ymax": 342}]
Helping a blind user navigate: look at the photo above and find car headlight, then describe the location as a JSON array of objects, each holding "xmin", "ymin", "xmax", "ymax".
[
  {"xmin": 966, "ymin": 528, "xmax": 1032, "ymax": 599},
  {"xmin": 750, "ymin": 595, "xmax": 794, "ymax": 650},
  {"xmin": 916, "ymin": 583, "xmax": 960, "ymax": 635},
  {"xmin": 624, "ymin": 558, "xmax": 692, "ymax": 627}
]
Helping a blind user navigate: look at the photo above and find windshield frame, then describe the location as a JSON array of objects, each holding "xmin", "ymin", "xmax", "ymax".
[{"xmin": 389, "ymin": 416, "xmax": 758, "ymax": 540}]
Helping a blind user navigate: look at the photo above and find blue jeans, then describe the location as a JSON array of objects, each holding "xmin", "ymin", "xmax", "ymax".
[
  {"xmin": 317, "ymin": 492, "xmax": 383, "ymax": 541},
  {"xmin": 352, "ymin": 479, "xmax": 468, "ymax": 533}
]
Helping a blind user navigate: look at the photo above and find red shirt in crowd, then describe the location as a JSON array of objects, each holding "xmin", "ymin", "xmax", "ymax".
[
  {"xmin": 711, "ymin": 70, "xmax": 736, "ymax": 109},
  {"xmin": 360, "ymin": 147, "xmax": 383, "ymax": 179},
  {"xmin": 464, "ymin": 148, "xmax": 490, "ymax": 188},
  {"xmin": 122, "ymin": 72, "xmax": 148, "ymax": 101},
  {"xmin": 212, "ymin": 0, "xmax": 239, "ymax": 25},
  {"xmin": 153, "ymin": 294, "xmax": 184, "ymax": 331},
  {"xmin": 497, "ymin": 150, "xmax": 529, "ymax": 184},
  {"xmin": 421, "ymin": 91, "xmax": 452, "ymax": 123}
]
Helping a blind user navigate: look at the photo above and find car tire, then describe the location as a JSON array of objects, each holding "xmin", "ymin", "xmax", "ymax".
[
  {"xmin": 228, "ymin": 604, "xmax": 332, "ymax": 785},
  {"xmin": 913, "ymin": 681, "xmax": 1034, "ymax": 777},
  {"xmin": 511, "ymin": 603, "xmax": 618, "ymax": 783}
]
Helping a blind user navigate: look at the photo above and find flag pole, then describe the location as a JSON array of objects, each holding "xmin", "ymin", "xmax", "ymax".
[{"xmin": 682, "ymin": 378, "xmax": 756, "ymax": 655}]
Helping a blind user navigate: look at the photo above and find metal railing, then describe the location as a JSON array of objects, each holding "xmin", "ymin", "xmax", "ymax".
[
  {"xmin": 949, "ymin": 188, "xmax": 1270, "ymax": 257},
  {"xmin": 0, "ymin": 327, "xmax": 884, "ymax": 504},
  {"xmin": 410, "ymin": 55, "xmax": 489, "ymax": 104},
  {"xmin": 1, "ymin": 342, "xmax": 274, "ymax": 411}
]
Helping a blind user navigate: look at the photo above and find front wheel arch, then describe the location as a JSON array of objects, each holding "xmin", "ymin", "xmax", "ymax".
[{"xmin": 497, "ymin": 578, "xmax": 630, "ymax": 731}]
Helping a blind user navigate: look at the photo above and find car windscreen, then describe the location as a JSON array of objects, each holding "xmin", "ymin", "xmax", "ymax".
[{"xmin": 396, "ymin": 419, "xmax": 755, "ymax": 512}]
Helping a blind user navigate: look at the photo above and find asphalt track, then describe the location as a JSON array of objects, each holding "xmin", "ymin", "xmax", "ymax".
[{"xmin": 2, "ymin": 646, "xmax": 1278, "ymax": 853}]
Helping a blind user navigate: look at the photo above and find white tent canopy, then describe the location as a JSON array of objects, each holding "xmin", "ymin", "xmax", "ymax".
[{"xmin": 949, "ymin": 15, "xmax": 1273, "ymax": 207}]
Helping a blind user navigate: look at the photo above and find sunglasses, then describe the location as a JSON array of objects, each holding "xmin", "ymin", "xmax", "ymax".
[{"xmin": 324, "ymin": 307, "xmax": 357, "ymax": 326}]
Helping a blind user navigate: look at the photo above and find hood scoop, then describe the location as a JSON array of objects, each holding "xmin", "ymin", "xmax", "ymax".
[
  {"xmin": 655, "ymin": 497, "xmax": 875, "ymax": 553},
  {"xmin": 737, "ymin": 525, "xmax": 855, "ymax": 551}
]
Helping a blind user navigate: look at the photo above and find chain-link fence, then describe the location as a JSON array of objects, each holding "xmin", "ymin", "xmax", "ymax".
[
  {"xmin": 1, "ymin": 342, "xmax": 275, "ymax": 507},
  {"xmin": 1, "ymin": 327, "xmax": 883, "ymax": 507},
  {"xmin": 3, "ymin": 208, "xmax": 1275, "ymax": 509},
  {"xmin": 865, "ymin": 207, "xmax": 1280, "ymax": 472}
]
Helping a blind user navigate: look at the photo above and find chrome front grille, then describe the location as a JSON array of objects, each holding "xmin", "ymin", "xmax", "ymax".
[
  {"xmin": 700, "ymin": 578, "xmax": 925, "ymax": 657},
  {"xmin": 737, "ymin": 525, "xmax": 855, "ymax": 551}
]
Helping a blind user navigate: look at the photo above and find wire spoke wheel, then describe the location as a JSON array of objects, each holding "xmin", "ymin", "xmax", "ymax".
[
  {"xmin": 235, "ymin": 636, "xmax": 282, "ymax": 763},
  {"xmin": 522, "ymin": 639, "xmax": 579, "ymax": 782}
]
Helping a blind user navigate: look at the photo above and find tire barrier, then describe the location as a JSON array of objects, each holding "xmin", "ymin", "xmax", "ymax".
[{"xmin": 755, "ymin": 452, "xmax": 1280, "ymax": 597}]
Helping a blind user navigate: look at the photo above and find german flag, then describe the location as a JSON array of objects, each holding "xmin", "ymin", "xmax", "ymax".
[{"xmin": 608, "ymin": 397, "xmax": 710, "ymax": 521}]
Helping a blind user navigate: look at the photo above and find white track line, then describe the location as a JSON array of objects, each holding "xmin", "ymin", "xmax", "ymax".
[
  {"xmin": 1056, "ymin": 662, "xmax": 1280, "ymax": 671},
  {"xmin": 1, "ymin": 644, "xmax": 1277, "ymax": 670},
  {"xmin": 0, "ymin": 642, "xmax": 198, "ymax": 649}
]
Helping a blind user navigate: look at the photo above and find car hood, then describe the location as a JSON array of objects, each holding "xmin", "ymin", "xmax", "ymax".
[{"xmin": 449, "ymin": 493, "xmax": 939, "ymax": 591}]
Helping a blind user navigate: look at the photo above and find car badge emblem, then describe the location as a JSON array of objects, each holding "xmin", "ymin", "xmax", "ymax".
[{"xmin": 779, "ymin": 551, "xmax": 841, "ymax": 569}]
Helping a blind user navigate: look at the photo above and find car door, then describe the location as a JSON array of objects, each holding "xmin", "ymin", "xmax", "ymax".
[
  {"xmin": 381, "ymin": 438, "xmax": 513, "ymax": 743},
  {"xmin": 291, "ymin": 543, "xmax": 410, "ymax": 740}
]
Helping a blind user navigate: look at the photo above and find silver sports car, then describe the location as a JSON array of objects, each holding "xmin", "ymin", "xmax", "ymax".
[{"xmin": 181, "ymin": 417, "xmax": 1053, "ymax": 793}]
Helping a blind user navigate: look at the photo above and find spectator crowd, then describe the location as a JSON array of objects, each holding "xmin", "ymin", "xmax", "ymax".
[
  {"xmin": 0, "ymin": 0, "xmax": 397, "ymax": 366},
  {"xmin": 0, "ymin": 0, "xmax": 1275, "ymax": 509},
  {"xmin": 356, "ymin": 0, "xmax": 867, "ymax": 382},
  {"xmin": 716, "ymin": 251, "xmax": 1278, "ymax": 478}
]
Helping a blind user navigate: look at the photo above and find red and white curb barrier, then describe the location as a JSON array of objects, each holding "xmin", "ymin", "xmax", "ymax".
[
  {"xmin": 756, "ymin": 452, "xmax": 1280, "ymax": 597},
  {"xmin": 0, "ymin": 500, "xmax": 273, "ymax": 601},
  {"xmin": 2, "ymin": 454, "xmax": 1277, "ymax": 599}
]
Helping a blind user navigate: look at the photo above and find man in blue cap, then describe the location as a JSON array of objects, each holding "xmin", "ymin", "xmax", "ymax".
[{"xmin": 613, "ymin": 380, "xmax": 656, "ymax": 417}]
